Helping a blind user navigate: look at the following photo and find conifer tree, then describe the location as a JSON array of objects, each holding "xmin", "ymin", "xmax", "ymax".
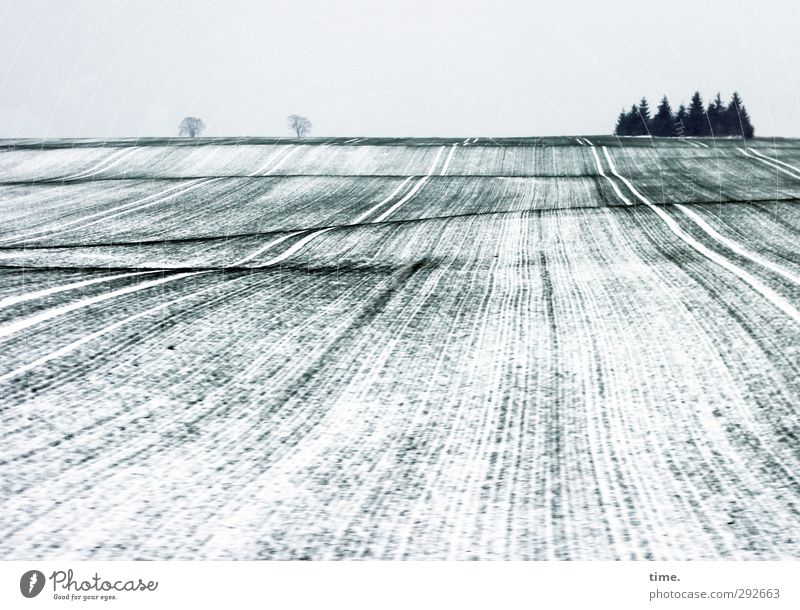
[
  {"xmin": 614, "ymin": 108, "xmax": 629, "ymax": 136},
  {"xmin": 628, "ymin": 104, "xmax": 647, "ymax": 136},
  {"xmin": 686, "ymin": 91, "xmax": 709, "ymax": 137},
  {"xmin": 610, "ymin": 91, "xmax": 754, "ymax": 139},
  {"xmin": 650, "ymin": 95, "xmax": 675, "ymax": 137},
  {"xmin": 724, "ymin": 92, "xmax": 754, "ymax": 139},
  {"xmin": 706, "ymin": 93, "xmax": 725, "ymax": 137},
  {"xmin": 637, "ymin": 97, "xmax": 652, "ymax": 134},
  {"xmin": 674, "ymin": 103, "xmax": 687, "ymax": 138}
]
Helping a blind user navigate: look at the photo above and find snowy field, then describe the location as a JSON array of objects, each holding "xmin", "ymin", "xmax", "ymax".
[{"xmin": 0, "ymin": 135, "xmax": 798, "ymax": 560}]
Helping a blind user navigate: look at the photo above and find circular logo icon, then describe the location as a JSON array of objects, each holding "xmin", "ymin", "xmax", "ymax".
[{"xmin": 20, "ymin": 570, "xmax": 46, "ymax": 599}]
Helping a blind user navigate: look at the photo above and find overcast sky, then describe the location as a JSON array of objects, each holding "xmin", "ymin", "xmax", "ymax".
[{"xmin": 2, "ymin": 0, "xmax": 799, "ymax": 138}]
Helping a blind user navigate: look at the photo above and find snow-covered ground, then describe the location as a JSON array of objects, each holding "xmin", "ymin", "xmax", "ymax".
[{"xmin": 0, "ymin": 136, "xmax": 798, "ymax": 559}]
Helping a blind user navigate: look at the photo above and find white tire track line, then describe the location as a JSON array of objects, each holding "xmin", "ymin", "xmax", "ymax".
[
  {"xmin": 653, "ymin": 207, "xmax": 800, "ymax": 324},
  {"xmin": 247, "ymin": 145, "xmax": 297, "ymax": 177},
  {"xmin": 234, "ymin": 144, "xmax": 445, "ymax": 268},
  {"xmin": 52, "ymin": 148, "xmax": 127, "ymax": 181},
  {"xmin": 242, "ymin": 145, "xmax": 445, "ymax": 265},
  {"xmin": 252, "ymin": 228, "xmax": 335, "ymax": 267},
  {"xmin": 748, "ymin": 147, "xmax": 800, "ymax": 175},
  {"xmin": 236, "ymin": 147, "xmax": 444, "ymax": 266},
  {"xmin": 0, "ymin": 271, "xmax": 204, "ymax": 340},
  {"xmin": 427, "ymin": 145, "xmax": 447, "ymax": 175},
  {"xmin": 349, "ymin": 177, "xmax": 413, "ymax": 225},
  {"xmin": 227, "ymin": 231, "xmax": 307, "ymax": 267},
  {"xmin": 370, "ymin": 145, "xmax": 445, "ymax": 223},
  {"xmin": 369, "ymin": 177, "xmax": 432, "ymax": 224},
  {"xmin": 1, "ymin": 224, "xmax": 320, "ymax": 343},
  {"xmin": 587, "ymin": 144, "xmax": 633, "ymax": 205},
  {"xmin": 740, "ymin": 147, "xmax": 800, "ymax": 180},
  {"xmin": 439, "ymin": 143, "xmax": 458, "ymax": 176},
  {"xmin": 673, "ymin": 205, "xmax": 800, "ymax": 286},
  {"xmin": 601, "ymin": 146, "xmax": 653, "ymax": 204},
  {"xmin": 52, "ymin": 147, "xmax": 137, "ymax": 182},
  {"xmin": 0, "ymin": 270, "xmax": 161, "ymax": 309},
  {"xmin": 0, "ymin": 178, "xmax": 214, "ymax": 244},
  {"xmin": 268, "ymin": 146, "xmax": 300, "ymax": 174},
  {"xmin": 0, "ymin": 232, "xmax": 313, "ymax": 349},
  {"xmin": 600, "ymin": 145, "xmax": 800, "ymax": 324},
  {"xmin": 603, "ymin": 145, "xmax": 799, "ymax": 282},
  {"xmin": 0, "ymin": 271, "xmax": 229, "ymax": 384}
]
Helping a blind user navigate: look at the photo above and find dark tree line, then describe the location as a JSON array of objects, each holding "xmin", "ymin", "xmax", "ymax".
[{"xmin": 614, "ymin": 92, "xmax": 754, "ymax": 139}]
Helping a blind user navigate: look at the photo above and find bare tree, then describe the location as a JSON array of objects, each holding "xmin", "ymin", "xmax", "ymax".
[
  {"xmin": 178, "ymin": 117, "xmax": 206, "ymax": 137},
  {"xmin": 287, "ymin": 114, "xmax": 312, "ymax": 138}
]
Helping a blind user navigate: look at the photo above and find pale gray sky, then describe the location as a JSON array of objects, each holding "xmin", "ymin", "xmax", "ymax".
[{"xmin": 1, "ymin": 0, "xmax": 799, "ymax": 138}]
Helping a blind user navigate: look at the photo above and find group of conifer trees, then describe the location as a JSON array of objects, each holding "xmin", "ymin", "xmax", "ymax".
[{"xmin": 614, "ymin": 92, "xmax": 754, "ymax": 139}]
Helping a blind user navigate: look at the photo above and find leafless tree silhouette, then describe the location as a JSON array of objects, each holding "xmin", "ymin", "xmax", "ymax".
[
  {"xmin": 287, "ymin": 114, "xmax": 312, "ymax": 138},
  {"xmin": 178, "ymin": 117, "xmax": 206, "ymax": 137}
]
